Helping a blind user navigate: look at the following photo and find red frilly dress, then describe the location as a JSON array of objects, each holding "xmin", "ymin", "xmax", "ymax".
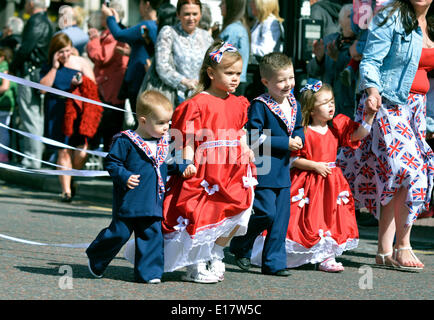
[
  {"xmin": 162, "ymin": 93, "xmax": 257, "ymax": 272},
  {"xmin": 251, "ymin": 114, "xmax": 360, "ymax": 268}
]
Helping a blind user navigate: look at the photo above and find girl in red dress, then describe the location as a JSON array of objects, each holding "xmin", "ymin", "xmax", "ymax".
[
  {"xmin": 252, "ymin": 80, "xmax": 375, "ymax": 272},
  {"xmin": 162, "ymin": 40, "xmax": 256, "ymax": 283}
]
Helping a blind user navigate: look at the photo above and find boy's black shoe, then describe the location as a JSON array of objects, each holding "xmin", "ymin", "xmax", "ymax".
[
  {"xmin": 88, "ymin": 260, "xmax": 103, "ymax": 278},
  {"xmin": 235, "ymin": 256, "xmax": 251, "ymax": 271},
  {"xmin": 262, "ymin": 269, "xmax": 290, "ymax": 277}
]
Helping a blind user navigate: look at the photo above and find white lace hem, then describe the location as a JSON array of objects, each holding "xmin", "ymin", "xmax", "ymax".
[
  {"xmin": 250, "ymin": 235, "xmax": 359, "ymax": 268},
  {"xmin": 123, "ymin": 187, "xmax": 255, "ymax": 272}
]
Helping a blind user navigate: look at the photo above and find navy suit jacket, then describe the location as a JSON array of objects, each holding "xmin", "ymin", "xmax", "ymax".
[
  {"xmin": 106, "ymin": 16, "xmax": 157, "ymax": 94},
  {"xmin": 247, "ymin": 96, "xmax": 304, "ymax": 188},
  {"xmin": 104, "ymin": 134, "xmax": 186, "ymax": 219}
]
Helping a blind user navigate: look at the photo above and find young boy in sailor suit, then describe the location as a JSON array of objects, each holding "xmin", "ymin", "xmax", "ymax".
[
  {"xmin": 86, "ymin": 90, "xmax": 193, "ymax": 284},
  {"xmin": 229, "ymin": 52, "xmax": 304, "ymax": 276}
]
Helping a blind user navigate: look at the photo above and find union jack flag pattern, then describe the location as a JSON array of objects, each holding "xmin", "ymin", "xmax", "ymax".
[
  {"xmin": 254, "ymin": 93, "xmax": 298, "ymax": 136},
  {"xmin": 122, "ymin": 130, "xmax": 170, "ymax": 199},
  {"xmin": 337, "ymin": 93, "xmax": 434, "ymax": 226}
]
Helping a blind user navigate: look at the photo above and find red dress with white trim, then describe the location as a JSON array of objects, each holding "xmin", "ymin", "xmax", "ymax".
[
  {"xmin": 162, "ymin": 92, "xmax": 256, "ymax": 272},
  {"xmin": 252, "ymin": 114, "xmax": 360, "ymax": 268}
]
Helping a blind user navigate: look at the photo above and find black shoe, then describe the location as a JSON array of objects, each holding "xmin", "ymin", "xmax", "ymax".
[
  {"xmin": 88, "ymin": 260, "xmax": 103, "ymax": 278},
  {"xmin": 235, "ymin": 256, "xmax": 251, "ymax": 271},
  {"xmin": 60, "ymin": 192, "xmax": 72, "ymax": 203},
  {"xmin": 262, "ymin": 269, "xmax": 290, "ymax": 277}
]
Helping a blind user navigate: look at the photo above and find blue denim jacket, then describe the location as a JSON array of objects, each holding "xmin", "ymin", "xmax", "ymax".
[
  {"xmin": 219, "ymin": 21, "xmax": 250, "ymax": 83},
  {"xmin": 359, "ymin": 7, "xmax": 423, "ymax": 105}
]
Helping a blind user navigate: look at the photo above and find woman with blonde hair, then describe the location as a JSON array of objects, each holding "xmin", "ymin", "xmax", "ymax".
[{"xmin": 249, "ymin": 0, "xmax": 284, "ymax": 58}]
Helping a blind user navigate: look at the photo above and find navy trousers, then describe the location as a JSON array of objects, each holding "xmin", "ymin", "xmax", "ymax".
[
  {"xmin": 230, "ymin": 187, "xmax": 290, "ymax": 274},
  {"xmin": 86, "ymin": 217, "xmax": 163, "ymax": 282}
]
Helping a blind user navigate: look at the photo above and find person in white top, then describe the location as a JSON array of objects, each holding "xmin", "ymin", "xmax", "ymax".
[{"xmin": 249, "ymin": 0, "xmax": 284, "ymax": 59}]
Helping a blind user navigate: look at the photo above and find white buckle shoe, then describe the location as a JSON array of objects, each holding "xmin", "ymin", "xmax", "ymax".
[
  {"xmin": 208, "ymin": 259, "xmax": 225, "ymax": 282},
  {"xmin": 318, "ymin": 257, "xmax": 344, "ymax": 272},
  {"xmin": 182, "ymin": 262, "xmax": 219, "ymax": 284}
]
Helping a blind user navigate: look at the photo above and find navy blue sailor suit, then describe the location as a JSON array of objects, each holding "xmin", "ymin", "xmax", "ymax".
[
  {"xmin": 86, "ymin": 130, "xmax": 186, "ymax": 282},
  {"xmin": 230, "ymin": 93, "xmax": 304, "ymax": 274}
]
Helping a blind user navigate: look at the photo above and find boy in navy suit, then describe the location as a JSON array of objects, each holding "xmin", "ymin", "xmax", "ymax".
[
  {"xmin": 229, "ymin": 53, "xmax": 304, "ymax": 276},
  {"xmin": 86, "ymin": 90, "xmax": 193, "ymax": 283}
]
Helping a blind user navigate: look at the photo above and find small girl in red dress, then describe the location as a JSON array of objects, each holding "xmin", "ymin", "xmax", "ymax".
[
  {"xmin": 162, "ymin": 40, "xmax": 256, "ymax": 283},
  {"xmin": 251, "ymin": 79, "xmax": 375, "ymax": 272}
]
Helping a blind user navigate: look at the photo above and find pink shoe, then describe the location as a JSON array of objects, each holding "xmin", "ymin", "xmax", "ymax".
[{"xmin": 318, "ymin": 257, "xmax": 345, "ymax": 273}]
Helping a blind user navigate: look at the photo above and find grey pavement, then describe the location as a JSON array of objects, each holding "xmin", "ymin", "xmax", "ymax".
[{"xmin": 0, "ymin": 168, "xmax": 433, "ymax": 303}]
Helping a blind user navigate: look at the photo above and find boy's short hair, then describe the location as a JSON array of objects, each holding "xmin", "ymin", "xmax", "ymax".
[
  {"xmin": 259, "ymin": 52, "xmax": 293, "ymax": 80},
  {"xmin": 136, "ymin": 90, "xmax": 173, "ymax": 118}
]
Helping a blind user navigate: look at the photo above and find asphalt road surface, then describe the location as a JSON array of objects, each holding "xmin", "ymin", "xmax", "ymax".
[{"xmin": 0, "ymin": 181, "xmax": 432, "ymax": 309}]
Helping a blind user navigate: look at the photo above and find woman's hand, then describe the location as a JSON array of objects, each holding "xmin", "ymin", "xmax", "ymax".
[
  {"xmin": 365, "ymin": 87, "xmax": 382, "ymax": 113},
  {"xmin": 52, "ymin": 51, "xmax": 60, "ymax": 70},
  {"xmin": 181, "ymin": 78, "xmax": 198, "ymax": 91},
  {"xmin": 326, "ymin": 40, "xmax": 339, "ymax": 62},
  {"xmin": 101, "ymin": 4, "xmax": 113, "ymax": 17},
  {"xmin": 71, "ymin": 72, "xmax": 83, "ymax": 86},
  {"xmin": 88, "ymin": 28, "xmax": 99, "ymax": 40},
  {"xmin": 116, "ymin": 44, "xmax": 131, "ymax": 56},
  {"xmin": 312, "ymin": 39, "xmax": 325, "ymax": 63}
]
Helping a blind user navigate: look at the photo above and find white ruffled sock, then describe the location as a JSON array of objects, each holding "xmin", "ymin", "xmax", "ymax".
[{"xmin": 211, "ymin": 243, "xmax": 225, "ymax": 260}]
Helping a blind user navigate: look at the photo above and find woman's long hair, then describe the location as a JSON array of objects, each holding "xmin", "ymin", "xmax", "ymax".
[
  {"xmin": 253, "ymin": 0, "xmax": 283, "ymax": 23},
  {"xmin": 378, "ymin": 0, "xmax": 434, "ymax": 40},
  {"xmin": 222, "ymin": 0, "xmax": 250, "ymax": 34}
]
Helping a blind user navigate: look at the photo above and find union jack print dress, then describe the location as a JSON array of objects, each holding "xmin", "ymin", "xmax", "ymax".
[{"xmin": 337, "ymin": 93, "xmax": 434, "ymax": 227}]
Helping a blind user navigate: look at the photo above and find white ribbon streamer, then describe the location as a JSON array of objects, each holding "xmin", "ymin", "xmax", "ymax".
[
  {"xmin": 0, "ymin": 162, "xmax": 109, "ymax": 177},
  {"xmin": 292, "ymin": 188, "xmax": 309, "ymax": 208},
  {"xmin": 0, "ymin": 122, "xmax": 107, "ymax": 158},
  {"xmin": 0, "ymin": 72, "xmax": 129, "ymax": 114},
  {"xmin": 0, "ymin": 141, "xmax": 71, "ymax": 170},
  {"xmin": 173, "ymin": 216, "xmax": 189, "ymax": 232},
  {"xmin": 337, "ymin": 190, "xmax": 350, "ymax": 205},
  {"xmin": 200, "ymin": 180, "xmax": 219, "ymax": 195},
  {"xmin": 0, "ymin": 232, "xmax": 89, "ymax": 248}
]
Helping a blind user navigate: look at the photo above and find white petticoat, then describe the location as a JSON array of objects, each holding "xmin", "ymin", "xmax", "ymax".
[{"xmin": 250, "ymin": 234, "xmax": 359, "ymax": 268}]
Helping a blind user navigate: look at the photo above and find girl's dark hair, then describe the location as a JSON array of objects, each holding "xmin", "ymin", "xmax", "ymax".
[
  {"xmin": 176, "ymin": 0, "xmax": 202, "ymax": 14},
  {"xmin": 378, "ymin": 0, "xmax": 434, "ymax": 40},
  {"xmin": 157, "ymin": 2, "xmax": 177, "ymax": 31},
  {"xmin": 222, "ymin": 0, "xmax": 250, "ymax": 35}
]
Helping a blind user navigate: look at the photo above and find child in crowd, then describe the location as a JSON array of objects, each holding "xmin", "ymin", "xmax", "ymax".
[
  {"xmin": 161, "ymin": 40, "xmax": 256, "ymax": 283},
  {"xmin": 230, "ymin": 52, "xmax": 304, "ymax": 276},
  {"xmin": 255, "ymin": 79, "xmax": 375, "ymax": 272},
  {"xmin": 86, "ymin": 90, "xmax": 192, "ymax": 284}
]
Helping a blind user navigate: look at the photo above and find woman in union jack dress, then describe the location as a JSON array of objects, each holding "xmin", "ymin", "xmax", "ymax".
[{"xmin": 337, "ymin": 0, "xmax": 434, "ymax": 271}]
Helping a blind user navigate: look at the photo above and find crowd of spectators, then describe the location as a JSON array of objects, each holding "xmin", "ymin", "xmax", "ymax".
[{"xmin": 0, "ymin": 0, "xmax": 433, "ymax": 210}]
